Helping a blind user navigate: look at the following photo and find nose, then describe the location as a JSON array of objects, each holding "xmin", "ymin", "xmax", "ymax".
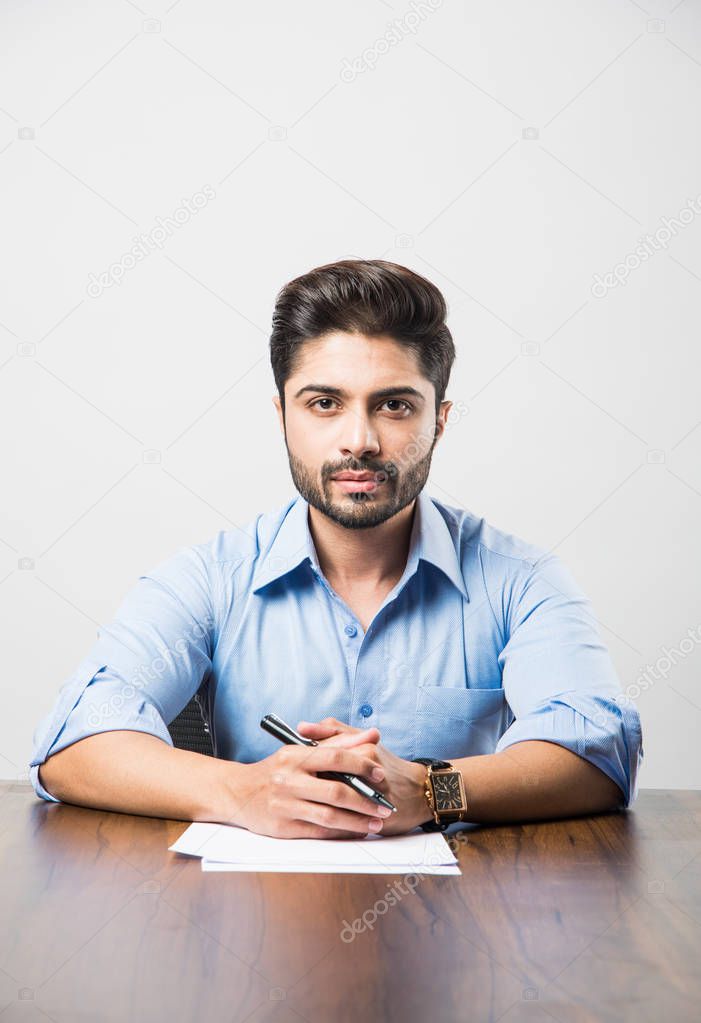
[{"xmin": 338, "ymin": 408, "xmax": 380, "ymax": 462}]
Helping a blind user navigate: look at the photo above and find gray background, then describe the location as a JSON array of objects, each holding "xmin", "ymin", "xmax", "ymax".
[{"xmin": 1, "ymin": 0, "xmax": 700, "ymax": 789}]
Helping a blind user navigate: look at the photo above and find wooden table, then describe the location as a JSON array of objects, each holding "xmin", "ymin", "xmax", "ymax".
[{"xmin": 1, "ymin": 784, "xmax": 700, "ymax": 1023}]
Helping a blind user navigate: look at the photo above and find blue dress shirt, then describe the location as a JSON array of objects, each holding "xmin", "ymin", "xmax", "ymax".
[{"xmin": 29, "ymin": 489, "xmax": 643, "ymax": 806}]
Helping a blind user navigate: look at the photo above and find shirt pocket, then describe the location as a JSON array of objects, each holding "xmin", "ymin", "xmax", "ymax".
[{"xmin": 413, "ymin": 685, "xmax": 506, "ymax": 760}]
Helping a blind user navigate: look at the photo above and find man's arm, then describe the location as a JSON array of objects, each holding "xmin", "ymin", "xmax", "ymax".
[
  {"xmin": 491, "ymin": 550, "xmax": 643, "ymax": 809},
  {"xmin": 298, "ymin": 552, "xmax": 642, "ymax": 833},
  {"xmin": 37, "ymin": 727, "xmax": 393, "ymax": 838},
  {"xmin": 296, "ymin": 720, "xmax": 625, "ymax": 834},
  {"xmin": 38, "ymin": 731, "xmax": 239, "ymax": 822},
  {"xmin": 397, "ymin": 741, "xmax": 624, "ymax": 831},
  {"xmin": 418, "ymin": 739, "xmax": 624, "ymax": 827},
  {"xmin": 30, "ymin": 544, "xmax": 218, "ymax": 807}
]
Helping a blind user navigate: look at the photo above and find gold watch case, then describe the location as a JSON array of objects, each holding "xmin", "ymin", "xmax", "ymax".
[{"xmin": 427, "ymin": 765, "xmax": 467, "ymax": 821}]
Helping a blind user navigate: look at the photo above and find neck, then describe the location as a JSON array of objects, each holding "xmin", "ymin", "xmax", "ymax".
[{"xmin": 307, "ymin": 499, "xmax": 417, "ymax": 589}]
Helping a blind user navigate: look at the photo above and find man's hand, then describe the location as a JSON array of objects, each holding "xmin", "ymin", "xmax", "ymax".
[
  {"xmin": 296, "ymin": 717, "xmax": 428, "ymax": 836},
  {"xmin": 231, "ymin": 726, "xmax": 395, "ymax": 839}
]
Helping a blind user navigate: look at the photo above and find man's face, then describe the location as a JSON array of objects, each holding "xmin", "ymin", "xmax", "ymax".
[{"xmin": 273, "ymin": 332, "xmax": 452, "ymax": 530}]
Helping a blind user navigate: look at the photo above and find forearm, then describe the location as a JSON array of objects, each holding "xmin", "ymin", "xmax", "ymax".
[
  {"xmin": 450, "ymin": 739, "xmax": 625, "ymax": 824},
  {"xmin": 37, "ymin": 729, "xmax": 246, "ymax": 823}
]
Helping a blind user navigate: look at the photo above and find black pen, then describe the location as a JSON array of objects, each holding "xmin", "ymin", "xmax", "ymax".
[{"xmin": 260, "ymin": 713, "xmax": 397, "ymax": 813}]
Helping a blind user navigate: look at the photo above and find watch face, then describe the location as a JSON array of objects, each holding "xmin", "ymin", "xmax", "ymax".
[{"xmin": 433, "ymin": 771, "xmax": 464, "ymax": 811}]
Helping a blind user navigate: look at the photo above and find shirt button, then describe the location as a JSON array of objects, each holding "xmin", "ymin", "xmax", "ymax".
[
  {"xmin": 359, "ymin": 703, "xmax": 373, "ymax": 718},
  {"xmin": 344, "ymin": 624, "xmax": 357, "ymax": 637}
]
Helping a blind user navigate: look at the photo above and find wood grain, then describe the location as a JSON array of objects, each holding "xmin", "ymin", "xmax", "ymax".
[{"xmin": 1, "ymin": 785, "xmax": 699, "ymax": 1022}]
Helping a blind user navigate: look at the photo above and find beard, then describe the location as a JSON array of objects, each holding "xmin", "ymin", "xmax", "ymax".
[{"xmin": 284, "ymin": 430, "xmax": 437, "ymax": 531}]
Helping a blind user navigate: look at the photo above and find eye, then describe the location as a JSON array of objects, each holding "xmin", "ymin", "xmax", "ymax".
[
  {"xmin": 381, "ymin": 399, "xmax": 413, "ymax": 415},
  {"xmin": 307, "ymin": 397, "xmax": 414, "ymax": 414},
  {"xmin": 309, "ymin": 397, "xmax": 339, "ymax": 411}
]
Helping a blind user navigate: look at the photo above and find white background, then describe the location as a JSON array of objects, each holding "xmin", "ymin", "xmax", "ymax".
[{"xmin": 1, "ymin": 0, "xmax": 700, "ymax": 789}]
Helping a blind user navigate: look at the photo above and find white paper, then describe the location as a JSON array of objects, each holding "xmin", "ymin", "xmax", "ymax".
[
  {"xmin": 169, "ymin": 822, "xmax": 460, "ymax": 874},
  {"xmin": 201, "ymin": 860, "xmax": 462, "ymax": 874}
]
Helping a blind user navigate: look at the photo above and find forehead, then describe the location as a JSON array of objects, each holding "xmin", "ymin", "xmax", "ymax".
[{"xmin": 288, "ymin": 332, "xmax": 426, "ymax": 385}]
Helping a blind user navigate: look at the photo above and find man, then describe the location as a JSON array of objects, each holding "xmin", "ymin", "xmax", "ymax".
[{"xmin": 31, "ymin": 259, "xmax": 643, "ymax": 838}]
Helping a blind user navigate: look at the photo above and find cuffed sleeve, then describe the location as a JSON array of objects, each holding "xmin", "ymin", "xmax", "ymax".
[
  {"xmin": 29, "ymin": 545, "xmax": 215, "ymax": 803},
  {"xmin": 493, "ymin": 551, "xmax": 644, "ymax": 807},
  {"xmin": 495, "ymin": 691, "xmax": 643, "ymax": 807}
]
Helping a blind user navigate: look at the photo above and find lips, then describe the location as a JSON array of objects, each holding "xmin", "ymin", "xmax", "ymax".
[
  {"xmin": 331, "ymin": 471, "xmax": 385, "ymax": 494},
  {"xmin": 333, "ymin": 479, "xmax": 381, "ymax": 493}
]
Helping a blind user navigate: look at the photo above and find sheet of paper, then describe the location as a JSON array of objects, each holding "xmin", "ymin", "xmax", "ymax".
[
  {"xmin": 201, "ymin": 859, "xmax": 462, "ymax": 874},
  {"xmin": 169, "ymin": 821, "xmax": 459, "ymax": 874}
]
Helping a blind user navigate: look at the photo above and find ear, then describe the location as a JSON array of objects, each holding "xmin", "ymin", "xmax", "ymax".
[
  {"xmin": 272, "ymin": 394, "xmax": 284, "ymax": 433},
  {"xmin": 433, "ymin": 400, "xmax": 453, "ymax": 444}
]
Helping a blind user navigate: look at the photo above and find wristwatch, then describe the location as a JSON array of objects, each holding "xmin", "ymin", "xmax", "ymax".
[{"xmin": 412, "ymin": 757, "xmax": 468, "ymax": 832}]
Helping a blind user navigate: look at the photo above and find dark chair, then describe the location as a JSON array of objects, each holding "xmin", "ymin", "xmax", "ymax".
[{"xmin": 167, "ymin": 685, "xmax": 214, "ymax": 756}]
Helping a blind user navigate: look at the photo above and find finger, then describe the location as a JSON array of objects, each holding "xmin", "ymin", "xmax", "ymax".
[
  {"xmin": 289, "ymin": 798, "xmax": 385, "ymax": 836},
  {"xmin": 284, "ymin": 773, "xmax": 390, "ymax": 814},
  {"xmin": 281, "ymin": 739, "xmax": 383, "ymax": 780},
  {"xmin": 286, "ymin": 774, "xmax": 392, "ymax": 818},
  {"xmin": 286, "ymin": 822, "xmax": 370, "ymax": 840},
  {"xmin": 296, "ymin": 721, "xmax": 344, "ymax": 738},
  {"xmin": 259, "ymin": 816, "xmax": 367, "ymax": 840},
  {"xmin": 298, "ymin": 722, "xmax": 381, "ymax": 747},
  {"xmin": 323, "ymin": 727, "xmax": 381, "ymax": 748},
  {"xmin": 304, "ymin": 745, "xmax": 385, "ymax": 781}
]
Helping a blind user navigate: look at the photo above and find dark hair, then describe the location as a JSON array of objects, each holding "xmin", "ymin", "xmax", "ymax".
[{"xmin": 269, "ymin": 259, "xmax": 455, "ymax": 415}]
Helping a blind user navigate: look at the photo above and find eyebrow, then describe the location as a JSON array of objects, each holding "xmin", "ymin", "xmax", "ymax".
[{"xmin": 293, "ymin": 384, "xmax": 426, "ymax": 403}]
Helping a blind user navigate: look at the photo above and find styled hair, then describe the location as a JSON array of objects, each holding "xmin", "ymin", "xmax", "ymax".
[{"xmin": 269, "ymin": 259, "xmax": 455, "ymax": 415}]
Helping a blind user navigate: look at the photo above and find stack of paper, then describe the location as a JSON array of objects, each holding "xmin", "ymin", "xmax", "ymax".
[{"xmin": 169, "ymin": 822, "xmax": 461, "ymax": 874}]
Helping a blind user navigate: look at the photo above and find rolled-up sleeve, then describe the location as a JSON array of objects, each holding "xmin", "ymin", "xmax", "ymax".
[
  {"xmin": 493, "ymin": 551, "xmax": 643, "ymax": 807},
  {"xmin": 29, "ymin": 544, "xmax": 215, "ymax": 803}
]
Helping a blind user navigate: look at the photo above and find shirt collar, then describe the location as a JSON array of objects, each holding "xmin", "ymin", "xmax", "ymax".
[{"xmin": 252, "ymin": 489, "xmax": 469, "ymax": 601}]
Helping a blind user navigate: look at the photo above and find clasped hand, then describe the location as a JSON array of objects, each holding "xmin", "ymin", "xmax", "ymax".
[{"xmin": 234, "ymin": 717, "xmax": 426, "ymax": 839}]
